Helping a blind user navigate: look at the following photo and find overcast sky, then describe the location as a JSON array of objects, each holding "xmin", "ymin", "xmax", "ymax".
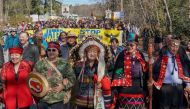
[{"xmin": 59, "ymin": 0, "xmax": 98, "ymax": 5}]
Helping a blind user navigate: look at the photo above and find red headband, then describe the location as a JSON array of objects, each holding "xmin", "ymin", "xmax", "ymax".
[
  {"xmin": 9, "ymin": 47, "xmax": 23, "ymax": 54},
  {"xmin": 48, "ymin": 43, "xmax": 60, "ymax": 51}
]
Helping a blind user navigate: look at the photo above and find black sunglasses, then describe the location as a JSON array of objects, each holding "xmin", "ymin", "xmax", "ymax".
[
  {"xmin": 48, "ymin": 48, "xmax": 57, "ymax": 52},
  {"xmin": 126, "ymin": 43, "xmax": 135, "ymax": 47}
]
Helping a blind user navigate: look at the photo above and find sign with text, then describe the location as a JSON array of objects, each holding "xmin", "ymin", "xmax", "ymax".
[{"xmin": 27, "ymin": 28, "xmax": 123, "ymax": 45}]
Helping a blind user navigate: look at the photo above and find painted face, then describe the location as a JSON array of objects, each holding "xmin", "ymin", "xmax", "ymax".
[
  {"xmin": 47, "ymin": 48, "xmax": 59, "ymax": 60},
  {"xmin": 87, "ymin": 49, "xmax": 99, "ymax": 61},
  {"xmin": 19, "ymin": 33, "xmax": 28, "ymax": 45},
  {"xmin": 126, "ymin": 42, "xmax": 137, "ymax": 53},
  {"xmin": 10, "ymin": 53, "xmax": 22, "ymax": 64}
]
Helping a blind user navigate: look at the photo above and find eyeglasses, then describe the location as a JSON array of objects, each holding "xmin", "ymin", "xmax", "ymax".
[{"xmin": 47, "ymin": 48, "xmax": 57, "ymax": 52}]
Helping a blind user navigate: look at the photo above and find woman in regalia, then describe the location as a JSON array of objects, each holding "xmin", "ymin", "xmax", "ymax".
[
  {"xmin": 111, "ymin": 32, "xmax": 148, "ymax": 109},
  {"xmin": 0, "ymin": 47, "xmax": 34, "ymax": 109},
  {"xmin": 71, "ymin": 36, "xmax": 112, "ymax": 109}
]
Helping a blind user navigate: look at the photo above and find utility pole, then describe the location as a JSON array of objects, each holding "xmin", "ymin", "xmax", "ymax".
[{"xmin": 121, "ymin": 0, "xmax": 124, "ymax": 20}]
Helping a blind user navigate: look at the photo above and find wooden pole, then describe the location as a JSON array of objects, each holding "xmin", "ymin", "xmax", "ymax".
[{"xmin": 148, "ymin": 38, "xmax": 154, "ymax": 109}]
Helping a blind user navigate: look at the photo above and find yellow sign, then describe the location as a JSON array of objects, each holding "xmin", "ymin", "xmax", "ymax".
[{"xmin": 27, "ymin": 28, "xmax": 123, "ymax": 45}]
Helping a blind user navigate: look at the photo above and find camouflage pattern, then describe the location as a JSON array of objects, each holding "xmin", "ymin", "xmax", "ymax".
[{"xmin": 34, "ymin": 58, "xmax": 76, "ymax": 104}]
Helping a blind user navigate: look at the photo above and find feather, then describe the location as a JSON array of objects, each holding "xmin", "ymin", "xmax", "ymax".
[{"xmin": 97, "ymin": 53, "xmax": 105, "ymax": 82}]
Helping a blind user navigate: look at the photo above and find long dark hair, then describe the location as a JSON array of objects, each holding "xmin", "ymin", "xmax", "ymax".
[{"xmin": 58, "ymin": 31, "xmax": 67, "ymax": 41}]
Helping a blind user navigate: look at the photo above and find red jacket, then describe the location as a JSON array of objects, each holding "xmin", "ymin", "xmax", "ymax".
[{"xmin": 1, "ymin": 60, "xmax": 33, "ymax": 109}]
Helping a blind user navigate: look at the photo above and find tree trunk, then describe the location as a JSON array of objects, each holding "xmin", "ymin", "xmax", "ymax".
[
  {"xmin": 26, "ymin": 0, "xmax": 31, "ymax": 16},
  {"xmin": 163, "ymin": 0, "xmax": 172, "ymax": 33},
  {"xmin": 0, "ymin": 0, "xmax": 3, "ymax": 23},
  {"xmin": 138, "ymin": 0, "xmax": 147, "ymax": 25},
  {"xmin": 189, "ymin": 0, "xmax": 190, "ymax": 18},
  {"xmin": 154, "ymin": 0, "xmax": 160, "ymax": 25}
]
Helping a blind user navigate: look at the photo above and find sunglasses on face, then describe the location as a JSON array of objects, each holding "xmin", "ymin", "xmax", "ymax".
[
  {"xmin": 126, "ymin": 43, "xmax": 136, "ymax": 47},
  {"xmin": 47, "ymin": 48, "xmax": 57, "ymax": 52}
]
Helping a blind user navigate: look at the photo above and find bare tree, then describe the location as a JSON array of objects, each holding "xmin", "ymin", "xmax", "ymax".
[
  {"xmin": 26, "ymin": 0, "xmax": 32, "ymax": 16},
  {"xmin": 138, "ymin": 0, "xmax": 146, "ymax": 24},
  {"xmin": 0, "ymin": 0, "xmax": 3, "ymax": 23},
  {"xmin": 163, "ymin": 0, "xmax": 172, "ymax": 33}
]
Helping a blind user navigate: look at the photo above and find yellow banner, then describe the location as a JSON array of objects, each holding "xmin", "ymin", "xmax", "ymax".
[{"xmin": 27, "ymin": 28, "xmax": 123, "ymax": 45}]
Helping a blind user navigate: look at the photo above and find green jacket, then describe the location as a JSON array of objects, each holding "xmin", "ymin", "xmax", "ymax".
[{"xmin": 34, "ymin": 58, "xmax": 76, "ymax": 104}]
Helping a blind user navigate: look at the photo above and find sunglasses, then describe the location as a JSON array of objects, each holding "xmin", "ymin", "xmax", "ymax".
[
  {"xmin": 126, "ymin": 43, "xmax": 136, "ymax": 47},
  {"xmin": 47, "ymin": 48, "xmax": 57, "ymax": 52}
]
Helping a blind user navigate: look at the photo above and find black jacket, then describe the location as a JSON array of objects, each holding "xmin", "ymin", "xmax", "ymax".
[{"xmin": 22, "ymin": 44, "xmax": 39, "ymax": 65}]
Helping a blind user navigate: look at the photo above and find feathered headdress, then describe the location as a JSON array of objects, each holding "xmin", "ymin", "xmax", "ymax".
[
  {"xmin": 70, "ymin": 36, "xmax": 111, "ymax": 81},
  {"xmin": 70, "ymin": 36, "xmax": 111, "ymax": 62}
]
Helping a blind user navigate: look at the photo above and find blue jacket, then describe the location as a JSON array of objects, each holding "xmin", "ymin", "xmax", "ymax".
[
  {"xmin": 28, "ymin": 38, "xmax": 48, "ymax": 50},
  {"xmin": 4, "ymin": 34, "xmax": 20, "ymax": 50}
]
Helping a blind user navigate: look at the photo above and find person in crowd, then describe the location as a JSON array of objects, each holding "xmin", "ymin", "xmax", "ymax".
[
  {"xmin": 32, "ymin": 30, "xmax": 48, "ymax": 50},
  {"xmin": 60, "ymin": 32, "xmax": 77, "ymax": 61},
  {"xmin": 19, "ymin": 32, "xmax": 39, "ymax": 65},
  {"xmin": 0, "ymin": 44, "xmax": 4, "ymax": 70},
  {"xmin": 154, "ymin": 34, "xmax": 163, "ymax": 56},
  {"xmin": 111, "ymin": 33, "xmax": 148, "ymax": 109},
  {"xmin": 107, "ymin": 38, "xmax": 123, "ymax": 78},
  {"xmin": 185, "ymin": 39, "xmax": 190, "ymax": 60},
  {"xmin": 73, "ymin": 36, "xmax": 112, "ymax": 109},
  {"xmin": 58, "ymin": 31, "xmax": 67, "ymax": 46},
  {"xmin": 163, "ymin": 34, "xmax": 173, "ymax": 47},
  {"xmin": 0, "ymin": 47, "xmax": 34, "ymax": 109},
  {"xmin": 4, "ymin": 28, "xmax": 19, "ymax": 51},
  {"xmin": 2, "ymin": 29, "xmax": 9, "ymax": 46},
  {"xmin": 151, "ymin": 36, "xmax": 190, "ymax": 109},
  {"xmin": 17, "ymin": 21, "xmax": 26, "ymax": 33},
  {"xmin": 58, "ymin": 31, "xmax": 68, "ymax": 60},
  {"xmin": 34, "ymin": 22, "xmax": 42, "ymax": 32},
  {"xmin": 67, "ymin": 32, "xmax": 77, "ymax": 47},
  {"xmin": 110, "ymin": 38, "xmax": 123, "ymax": 62},
  {"xmin": 39, "ymin": 44, "xmax": 47, "ymax": 60},
  {"xmin": 34, "ymin": 42, "xmax": 76, "ymax": 109}
]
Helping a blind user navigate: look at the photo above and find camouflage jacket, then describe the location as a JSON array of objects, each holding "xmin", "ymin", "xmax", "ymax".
[{"xmin": 34, "ymin": 58, "xmax": 76, "ymax": 104}]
